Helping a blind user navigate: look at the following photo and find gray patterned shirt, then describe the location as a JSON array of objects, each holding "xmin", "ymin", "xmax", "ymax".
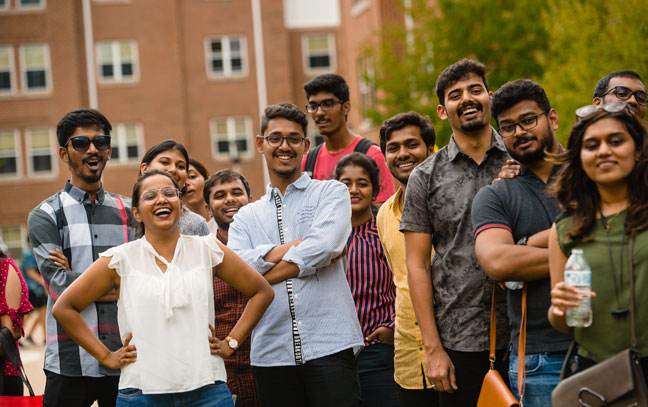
[{"xmin": 399, "ymin": 131, "xmax": 511, "ymax": 352}]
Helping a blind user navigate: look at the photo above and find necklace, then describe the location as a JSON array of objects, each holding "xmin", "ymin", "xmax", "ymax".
[{"xmin": 599, "ymin": 209, "xmax": 629, "ymax": 319}]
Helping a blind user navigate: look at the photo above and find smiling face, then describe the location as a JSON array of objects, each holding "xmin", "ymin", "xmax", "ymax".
[
  {"xmin": 307, "ymin": 91, "xmax": 349, "ymax": 137},
  {"xmin": 384, "ymin": 125, "xmax": 435, "ymax": 185},
  {"xmin": 338, "ymin": 164, "xmax": 376, "ymax": 216},
  {"xmin": 596, "ymin": 76, "xmax": 647, "ymax": 119},
  {"xmin": 437, "ymin": 73, "xmax": 492, "ymax": 134},
  {"xmin": 132, "ymin": 174, "xmax": 182, "ymax": 235},
  {"xmin": 496, "ymin": 100, "xmax": 558, "ymax": 165},
  {"xmin": 256, "ymin": 117, "xmax": 310, "ymax": 184},
  {"xmin": 140, "ymin": 148, "xmax": 188, "ymax": 189},
  {"xmin": 208, "ymin": 179, "xmax": 250, "ymax": 230},
  {"xmin": 580, "ymin": 117, "xmax": 637, "ymax": 189},
  {"xmin": 60, "ymin": 125, "xmax": 111, "ymax": 190},
  {"xmin": 184, "ymin": 165, "xmax": 206, "ymax": 208}
]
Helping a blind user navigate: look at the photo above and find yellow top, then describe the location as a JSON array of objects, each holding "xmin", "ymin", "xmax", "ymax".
[{"xmin": 376, "ymin": 188, "xmax": 432, "ymax": 390}]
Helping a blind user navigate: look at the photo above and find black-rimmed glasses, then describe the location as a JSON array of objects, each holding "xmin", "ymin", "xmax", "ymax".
[
  {"xmin": 65, "ymin": 135, "xmax": 111, "ymax": 152},
  {"xmin": 498, "ymin": 111, "xmax": 548, "ymax": 138},
  {"xmin": 575, "ymin": 102, "xmax": 629, "ymax": 120},
  {"xmin": 261, "ymin": 135, "xmax": 307, "ymax": 148},
  {"xmin": 601, "ymin": 86, "xmax": 647, "ymax": 105},
  {"xmin": 305, "ymin": 99, "xmax": 346, "ymax": 113}
]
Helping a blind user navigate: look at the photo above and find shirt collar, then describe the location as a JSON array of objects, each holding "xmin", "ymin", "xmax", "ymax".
[
  {"xmin": 265, "ymin": 172, "xmax": 311, "ymax": 201},
  {"xmin": 389, "ymin": 187, "xmax": 404, "ymax": 219},
  {"xmin": 64, "ymin": 180, "xmax": 106, "ymax": 205},
  {"xmin": 446, "ymin": 127, "xmax": 508, "ymax": 161}
]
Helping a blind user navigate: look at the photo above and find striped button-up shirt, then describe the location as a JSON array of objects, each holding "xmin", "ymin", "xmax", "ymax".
[
  {"xmin": 228, "ymin": 173, "xmax": 364, "ymax": 367},
  {"xmin": 346, "ymin": 216, "xmax": 396, "ymax": 344},
  {"xmin": 28, "ymin": 181, "xmax": 136, "ymax": 377}
]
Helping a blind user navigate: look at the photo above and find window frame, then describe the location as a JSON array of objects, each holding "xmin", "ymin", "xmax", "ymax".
[
  {"xmin": 0, "ymin": 225, "xmax": 26, "ymax": 263},
  {"xmin": 0, "ymin": 0, "xmax": 9, "ymax": 12},
  {"xmin": 96, "ymin": 40, "xmax": 139, "ymax": 84},
  {"xmin": 209, "ymin": 117, "xmax": 253, "ymax": 161},
  {"xmin": 16, "ymin": 0, "xmax": 46, "ymax": 10},
  {"xmin": 0, "ymin": 128, "xmax": 22, "ymax": 179},
  {"xmin": 19, "ymin": 43, "xmax": 52, "ymax": 94},
  {"xmin": 302, "ymin": 33, "xmax": 337, "ymax": 74},
  {"xmin": 25, "ymin": 127, "xmax": 57, "ymax": 177},
  {"xmin": 204, "ymin": 35, "xmax": 248, "ymax": 79},
  {"xmin": 0, "ymin": 45, "xmax": 16, "ymax": 95},
  {"xmin": 110, "ymin": 123, "xmax": 143, "ymax": 164}
]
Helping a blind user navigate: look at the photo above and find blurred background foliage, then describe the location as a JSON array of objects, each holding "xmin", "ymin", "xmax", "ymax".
[{"xmin": 365, "ymin": 0, "xmax": 648, "ymax": 147}]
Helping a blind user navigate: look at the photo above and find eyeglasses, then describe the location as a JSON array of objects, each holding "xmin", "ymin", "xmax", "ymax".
[
  {"xmin": 141, "ymin": 187, "xmax": 181, "ymax": 202},
  {"xmin": 262, "ymin": 135, "xmax": 307, "ymax": 148},
  {"xmin": 305, "ymin": 99, "xmax": 346, "ymax": 113},
  {"xmin": 601, "ymin": 86, "xmax": 647, "ymax": 105},
  {"xmin": 498, "ymin": 111, "xmax": 548, "ymax": 138},
  {"xmin": 65, "ymin": 135, "xmax": 111, "ymax": 152},
  {"xmin": 575, "ymin": 102, "xmax": 629, "ymax": 120}
]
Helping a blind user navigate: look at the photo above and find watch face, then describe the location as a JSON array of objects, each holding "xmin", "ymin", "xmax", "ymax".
[{"xmin": 228, "ymin": 338, "xmax": 238, "ymax": 349}]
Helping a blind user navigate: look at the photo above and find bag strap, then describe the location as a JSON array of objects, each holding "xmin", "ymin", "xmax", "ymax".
[
  {"xmin": 354, "ymin": 137, "xmax": 377, "ymax": 154},
  {"xmin": 489, "ymin": 281, "xmax": 497, "ymax": 368},
  {"xmin": 0, "ymin": 327, "xmax": 36, "ymax": 397},
  {"xmin": 628, "ymin": 234, "xmax": 636, "ymax": 348},
  {"xmin": 518, "ymin": 284, "xmax": 528, "ymax": 402},
  {"xmin": 304, "ymin": 143, "xmax": 323, "ymax": 177}
]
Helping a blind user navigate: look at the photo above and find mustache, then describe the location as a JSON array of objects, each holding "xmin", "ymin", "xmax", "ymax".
[
  {"xmin": 82, "ymin": 155, "xmax": 103, "ymax": 164},
  {"xmin": 458, "ymin": 102, "xmax": 483, "ymax": 115},
  {"xmin": 513, "ymin": 136, "xmax": 536, "ymax": 147}
]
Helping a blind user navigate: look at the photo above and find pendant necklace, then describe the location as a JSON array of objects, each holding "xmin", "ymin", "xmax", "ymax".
[{"xmin": 599, "ymin": 208, "xmax": 630, "ymax": 320}]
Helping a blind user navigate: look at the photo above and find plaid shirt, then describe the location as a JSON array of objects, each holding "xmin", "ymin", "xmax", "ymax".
[
  {"xmin": 214, "ymin": 232, "xmax": 258, "ymax": 406},
  {"xmin": 28, "ymin": 181, "xmax": 136, "ymax": 377}
]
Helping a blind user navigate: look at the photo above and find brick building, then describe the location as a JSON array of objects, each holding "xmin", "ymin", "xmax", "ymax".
[{"xmin": 0, "ymin": 0, "xmax": 404, "ymax": 260}]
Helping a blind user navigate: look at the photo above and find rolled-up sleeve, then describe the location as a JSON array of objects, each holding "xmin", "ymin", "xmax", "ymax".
[{"xmin": 283, "ymin": 181, "xmax": 351, "ymax": 277}]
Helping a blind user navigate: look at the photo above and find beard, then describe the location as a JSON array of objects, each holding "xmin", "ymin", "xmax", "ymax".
[
  {"xmin": 458, "ymin": 102, "xmax": 489, "ymax": 133},
  {"xmin": 69, "ymin": 156, "xmax": 104, "ymax": 184},
  {"xmin": 460, "ymin": 119, "xmax": 488, "ymax": 133},
  {"xmin": 509, "ymin": 131, "xmax": 556, "ymax": 164}
]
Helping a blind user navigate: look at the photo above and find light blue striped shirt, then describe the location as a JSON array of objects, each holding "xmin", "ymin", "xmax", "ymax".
[{"xmin": 228, "ymin": 173, "xmax": 364, "ymax": 367}]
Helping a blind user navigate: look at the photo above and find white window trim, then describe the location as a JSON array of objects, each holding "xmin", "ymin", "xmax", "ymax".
[
  {"xmin": 302, "ymin": 33, "xmax": 337, "ymax": 74},
  {"xmin": 96, "ymin": 40, "xmax": 139, "ymax": 84},
  {"xmin": 16, "ymin": 0, "xmax": 46, "ymax": 10},
  {"xmin": 0, "ymin": 0, "xmax": 9, "ymax": 12},
  {"xmin": 0, "ymin": 45, "xmax": 17, "ymax": 95},
  {"xmin": 0, "ymin": 224, "xmax": 27, "ymax": 261},
  {"xmin": 209, "ymin": 117, "xmax": 253, "ymax": 161},
  {"xmin": 351, "ymin": 0, "xmax": 371, "ymax": 17},
  {"xmin": 204, "ymin": 35, "xmax": 248, "ymax": 79},
  {"xmin": 19, "ymin": 43, "xmax": 52, "ymax": 94},
  {"xmin": 25, "ymin": 127, "xmax": 57, "ymax": 177},
  {"xmin": 111, "ymin": 123, "xmax": 143, "ymax": 164},
  {"xmin": 0, "ymin": 129, "xmax": 22, "ymax": 180}
]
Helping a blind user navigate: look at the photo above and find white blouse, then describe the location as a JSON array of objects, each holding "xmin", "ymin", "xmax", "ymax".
[{"xmin": 101, "ymin": 234, "xmax": 226, "ymax": 394}]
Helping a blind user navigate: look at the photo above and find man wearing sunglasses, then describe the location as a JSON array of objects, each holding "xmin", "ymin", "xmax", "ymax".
[
  {"xmin": 28, "ymin": 109, "xmax": 136, "ymax": 407},
  {"xmin": 302, "ymin": 74, "xmax": 395, "ymax": 204},
  {"xmin": 593, "ymin": 70, "xmax": 646, "ymax": 119}
]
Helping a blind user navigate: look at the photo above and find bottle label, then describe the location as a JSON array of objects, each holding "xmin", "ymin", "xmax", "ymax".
[{"xmin": 565, "ymin": 271, "xmax": 591, "ymax": 286}]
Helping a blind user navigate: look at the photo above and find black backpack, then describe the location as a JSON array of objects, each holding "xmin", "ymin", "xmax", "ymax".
[{"xmin": 304, "ymin": 138, "xmax": 376, "ymax": 177}]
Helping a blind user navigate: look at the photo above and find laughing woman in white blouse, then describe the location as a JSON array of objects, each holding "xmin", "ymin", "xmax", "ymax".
[{"xmin": 52, "ymin": 169, "xmax": 274, "ymax": 407}]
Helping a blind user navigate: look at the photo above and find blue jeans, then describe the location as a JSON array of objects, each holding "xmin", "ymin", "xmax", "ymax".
[
  {"xmin": 357, "ymin": 343, "xmax": 400, "ymax": 406},
  {"xmin": 116, "ymin": 381, "xmax": 233, "ymax": 407},
  {"xmin": 508, "ymin": 351, "xmax": 566, "ymax": 407}
]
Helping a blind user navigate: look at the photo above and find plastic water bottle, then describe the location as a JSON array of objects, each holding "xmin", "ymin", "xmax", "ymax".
[{"xmin": 564, "ymin": 249, "xmax": 592, "ymax": 327}]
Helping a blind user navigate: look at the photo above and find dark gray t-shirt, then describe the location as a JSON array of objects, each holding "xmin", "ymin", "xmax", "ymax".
[
  {"xmin": 471, "ymin": 167, "xmax": 571, "ymax": 354},
  {"xmin": 400, "ymin": 132, "xmax": 510, "ymax": 352}
]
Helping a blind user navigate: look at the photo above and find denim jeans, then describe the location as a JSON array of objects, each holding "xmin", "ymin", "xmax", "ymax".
[
  {"xmin": 508, "ymin": 351, "xmax": 566, "ymax": 407},
  {"xmin": 116, "ymin": 381, "xmax": 233, "ymax": 407},
  {"xmin": 357, "ymin": 343, "xmax": 400, "ymax": 406}
]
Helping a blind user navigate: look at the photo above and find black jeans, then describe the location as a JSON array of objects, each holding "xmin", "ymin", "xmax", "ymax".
[
  {"xmin": 253, "ymin": 348, "xmax": 362, "ymax": 407},
  {"xmin": 397, "ymin": 385, "xmax": 440, "ymax": 407},
  {"xmin": 357, "ymin": 343, "xmax": 400, "ymax": 406},
  {"xmin": 43, "ymin": 370, "xmax": 119, "ymax": 407},
  {"xmin": 438, "ymin": 348, "xmax": 508, "ymax": 407}
]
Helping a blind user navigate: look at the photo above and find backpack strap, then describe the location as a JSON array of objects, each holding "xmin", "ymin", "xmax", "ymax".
[
  {"xmin": 304, "ymin": 143, "xmax": 323, "ymax": 177},
  {"xmin": 354, "ymin": 137, "xmax": 377, "ymax": 154}
]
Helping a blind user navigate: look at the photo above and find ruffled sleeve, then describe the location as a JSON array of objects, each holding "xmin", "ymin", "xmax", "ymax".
[
  {"xmin": 202, "ymin": 234, "xmax": 225, "ymax": 268},
  {"xmin": 100, "ymin": 246, "xmax": 123, "ymax": 276}
]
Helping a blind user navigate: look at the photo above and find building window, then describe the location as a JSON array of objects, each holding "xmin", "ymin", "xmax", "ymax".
[
  {"xmin": 205, "ymin": 36, "xmax": 247, "ymax": 78},
  {"xmin": 17, "ymin": 0, "xmax": 45, "ymax": 9},
  {"xmin": 26, "ymin": 128, "xmax": 55, "ymax": 175},
  {"xmin": 19, "ymin": 44, "xmax": 51, "ymax": 92},
  {"xmin": 111, "ymin": 123, "xmax": 142, "ymax": 163},
  {"xmin": 210, "ymin": 117, "xmax": 251, "ymax": 161},
  {"xmin": 0, "ymin": 46, "xmax": 15, "ymax": 93},
  {"xmin": 0, "ymin": 129, "xmax": 20, "ymax": 178},
  {"xmin": 0, "ymin": 0, "xmax": 8, "ymax": 11},
  {"xmin": 358, "ymin": 55, "xmax": 376, "ymax": 113},
  {"xmin": 0, "ymin": 225, "xmax": 25, "ymax": 262},
  {"xmin": 97, "ymin": 41, "xmax": 138, "ymax": 83},
  {"xmin": 302, "ymin": 34, "xmax": 336, "ymax": 73}
]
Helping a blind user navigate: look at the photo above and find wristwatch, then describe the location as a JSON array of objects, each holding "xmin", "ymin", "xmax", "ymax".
[{"xmin": 225, "ymin": 336, "xmax": 239, "ymax": 351}]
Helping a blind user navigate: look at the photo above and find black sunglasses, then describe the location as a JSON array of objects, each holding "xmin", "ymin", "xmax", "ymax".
[{"xmin": 65, "ymin": 135, "xmax": 111, "ymax": 152}]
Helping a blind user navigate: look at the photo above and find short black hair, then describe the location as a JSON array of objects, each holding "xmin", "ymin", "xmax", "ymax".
[
  {"xmin": 203, "ymin": 170, "xmax": 251, "ymax": 205},
  {"xmin": 304, "ymin": 74, "xmax": 350, "ymax": 102},
  {"xmin": 593, "ymin": 70, "xmax": 644, "ymax": 99},
  {"xmin": 188, "ymin": 158, "xmax": 209, "ymax": 180},
  {"xmin": 491, "ymin": 79, "xmax": 551, "ymax": 122},
  {"xmin": 379, "ymin": 112, "xmax": 436, "ymax": 154},
  {"xmin": 56, "ymin": 109, "xmax": 112, "ymax": 147},
  {"xmin": 260, "ymin": 103, "xmax": 308, "ymax": 136},
  {"xmin": 334, "ymin": 152, "xmax": 381, "ymax": 198},
  {"xmin": 435, "ymin": 58, "xmax": 488, "ymax": 106}
]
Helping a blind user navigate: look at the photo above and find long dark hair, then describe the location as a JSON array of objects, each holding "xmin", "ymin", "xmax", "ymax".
[
  {"xmin": 132, "ymin": 169, "xmax": 180, "ymax": 238},
  {"xmin": 334, "ymin": 152, "xmax": 381, "ymax": 199},
  {"xmin": 549, "ymin": 108, "xmax": 648, "ymax": 241}
]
